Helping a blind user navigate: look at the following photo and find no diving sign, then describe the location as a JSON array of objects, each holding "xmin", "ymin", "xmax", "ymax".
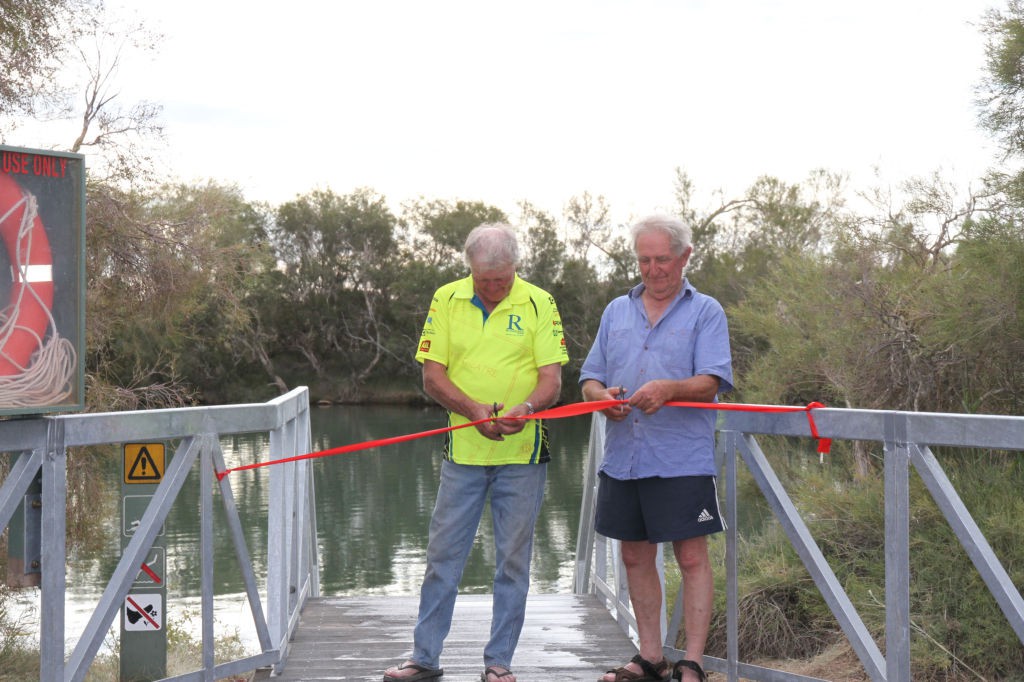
[{"xmin": 124, "ymin": 593, "xmax": 162, "ymax": 631}]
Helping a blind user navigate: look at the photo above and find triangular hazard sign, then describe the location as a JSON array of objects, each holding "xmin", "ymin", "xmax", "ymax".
[{"xmin": 127, "ymin": 446, "xmax": 162, "ymax": 481}]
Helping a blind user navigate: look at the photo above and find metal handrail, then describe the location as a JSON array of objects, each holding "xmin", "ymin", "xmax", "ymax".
[
  {"xmin": 574, "ymin": 407, "xmax": 1024, "ymax": 682},
  {"xmin": 0, "ymin": 387, "xmax": 318, "ymax": 682}
]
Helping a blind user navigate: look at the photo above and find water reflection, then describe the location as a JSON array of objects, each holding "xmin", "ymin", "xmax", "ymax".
[
  {"xmin": 308, "ymin": 404, "xmax": 590, "ymax": 595},
  {"xmin": 54, "ymin": 404, "xmax": 593, "ymax": 652}
]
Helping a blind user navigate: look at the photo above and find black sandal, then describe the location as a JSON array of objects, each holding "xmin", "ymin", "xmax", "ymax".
[
  {"xmin": 671, "ymin": 659, "xmax": 706, "ymax": 682},
  {"xmin": 601, "ymin": 654, "xmax": 670, "ymax": 681},
  {"xmin": 383, "ymin": 662, "xmax": 444, "ymax": 681}
]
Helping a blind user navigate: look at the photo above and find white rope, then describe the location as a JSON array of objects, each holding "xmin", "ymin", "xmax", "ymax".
[{"xmin": 0, "ymin": 191, "xmax": 77, "ymax": 406}]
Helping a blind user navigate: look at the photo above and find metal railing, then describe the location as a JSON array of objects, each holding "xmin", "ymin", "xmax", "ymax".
[
  {"xmin": 574, "ymin": 406, "xmax": 1024, "ymax": 682},
  {"xmin": 0, "ymin": 387, "xmax": 318, "ymax": 682}
]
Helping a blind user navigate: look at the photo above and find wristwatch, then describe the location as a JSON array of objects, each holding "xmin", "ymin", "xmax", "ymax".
[{"xmin": 523, "ymin": 401, "xmax": 536, "ymax": 414}]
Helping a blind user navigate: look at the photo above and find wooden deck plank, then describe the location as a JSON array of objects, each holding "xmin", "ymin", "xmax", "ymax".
[{"xmin": 259, "ymin": 593, "xmax": 639, "ymax": 681}]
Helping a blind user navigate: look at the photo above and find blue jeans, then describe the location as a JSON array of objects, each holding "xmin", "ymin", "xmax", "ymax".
[{"xmin": 412, "ymin": 459, "xmax": 547, "ymax": 670}]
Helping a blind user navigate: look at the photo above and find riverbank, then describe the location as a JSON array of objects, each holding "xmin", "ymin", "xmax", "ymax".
[{"xmin": 303, "ymin": 379, "xmax": 428, "ymax": 407}]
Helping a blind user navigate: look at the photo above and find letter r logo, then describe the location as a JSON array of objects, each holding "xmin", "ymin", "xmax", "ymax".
[{"xmin": 507, "ymin": 315, "xmax": 523, "ymax": 331}]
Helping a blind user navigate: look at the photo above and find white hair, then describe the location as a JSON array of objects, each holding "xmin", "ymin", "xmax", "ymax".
[
  {"xmin": 630, "ymin": 214, "xmax": 692, "ymax": 256},
  {"xmin": 464, "ymin": 223, "xmax": 520, "ymax": 270}
]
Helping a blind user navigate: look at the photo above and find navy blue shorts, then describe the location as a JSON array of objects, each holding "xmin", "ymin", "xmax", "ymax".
[{"xmin": 595, "ymin": 472, "xmax": 725, "ymax": 543}]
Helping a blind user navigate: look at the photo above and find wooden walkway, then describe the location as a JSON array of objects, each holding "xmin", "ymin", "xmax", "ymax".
[{"xmin": 258, "ymin": 593, "xmax": 640, "ymax": 682}]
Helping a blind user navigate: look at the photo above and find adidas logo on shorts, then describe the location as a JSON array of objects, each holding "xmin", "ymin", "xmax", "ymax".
[{"xmin": 697, "ymin": 509, "xmax": 714, "ymax": 523}]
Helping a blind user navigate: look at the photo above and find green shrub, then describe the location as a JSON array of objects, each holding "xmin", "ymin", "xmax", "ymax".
[{"xmin": 677, "ymin": 443, "xmax": 1024, "ymax": 679}]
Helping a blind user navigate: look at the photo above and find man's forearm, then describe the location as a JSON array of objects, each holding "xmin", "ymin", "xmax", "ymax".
[
  {"xmin": 522, "ymin": 363, "xmax": 562, "ymax": 412},
  {"xmin": 662, "ymin": 374, "xmax": 720, "ymax": 403},
  {"xmin": 423, "ymin": 360, "xmax": 485, "ymax": 419}
]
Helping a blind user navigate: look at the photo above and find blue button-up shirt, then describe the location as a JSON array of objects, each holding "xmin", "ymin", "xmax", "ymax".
[{"xmin": 579, "ymin": 280, "xmax": 734, "ymax": 479}]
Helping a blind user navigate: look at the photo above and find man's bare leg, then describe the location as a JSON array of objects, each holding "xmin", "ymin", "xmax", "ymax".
[
  {"xmin": 601, "ymin": 540, "xmax": 667, "ymax": 681},
  {"xmin": 672, "ymin": 536, "xmax": 712, "ymax": 682}
]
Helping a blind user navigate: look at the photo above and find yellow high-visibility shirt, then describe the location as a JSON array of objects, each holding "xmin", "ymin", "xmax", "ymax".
[{"xmin": 415, "ymin": 274, "xmax": 568, "ymax": 464}]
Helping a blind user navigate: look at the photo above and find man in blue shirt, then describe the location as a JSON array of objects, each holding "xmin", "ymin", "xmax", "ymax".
[{"xmin": 580, "ymin": 214, "xmax": 733, "ymax": 682}]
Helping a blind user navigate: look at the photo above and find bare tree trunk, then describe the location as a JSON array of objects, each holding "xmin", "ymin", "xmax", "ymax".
[
  {"xmin": 852, "ymin": 441, "xmax": 872, "ymax": 480},
  {"xmin": 239, "ymin": 318, "xmax": 289, "ymax": 395}
]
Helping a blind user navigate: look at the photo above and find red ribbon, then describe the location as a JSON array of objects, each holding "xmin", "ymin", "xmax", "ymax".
[{"xmin": 216, "ymin": 400, "xmax": 830, "ymax": 480}]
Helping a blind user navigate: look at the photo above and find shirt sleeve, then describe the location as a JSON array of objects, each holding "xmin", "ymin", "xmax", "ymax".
[
  {"xmin": 694, "ymin": 298, "xmax": 734, "ymax": 393},
  {"xmin": 414, "ymin": 287, "xmax": 450, "ymax": 366},
  {"xmin": 532, "ymin": 290, "xmax": 570, "ymax": 367},
  {"xmin": 579, "ymin": 304, "xmax": 611, "ymax": 386}
]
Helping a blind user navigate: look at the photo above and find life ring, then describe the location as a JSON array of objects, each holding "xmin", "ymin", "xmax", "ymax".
[{"xmin": 0, "ymin": 173, "xmax": 54, "ymax": 376}]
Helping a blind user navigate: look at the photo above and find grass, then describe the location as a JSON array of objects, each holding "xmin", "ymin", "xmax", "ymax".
[
  {"xmin": 0, "ymin": 605, "xmax": 257, "ymax": 681},
  {"xmin": 665, "ymin": 440, "xmax": 1024, "ymax": 681}
]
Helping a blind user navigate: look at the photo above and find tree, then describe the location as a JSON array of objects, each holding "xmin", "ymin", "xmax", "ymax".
[
  {"xmin": 977, "ymin": 0, "xmax": 1024, "ymax": 160},
  {"xmin": 727, "ymin": 174, "xmax": 1016, "ymax": 477},
  {"xmin": 68, "ymin": 14, "xmax": 164, "ymax": 184},
  {"xmin": 927, "ymin": 216, "xmax": 1024, "ymax": 413},
  {"xmin": 86, "ymin": 181, "xmax": 275, "ymax": 408},
  {"xmin": 270, "ymin": 188, "xmax": 401, "ymax": 395},
  {"xmin": 517, "ymin": 200, "xmax": 564, "ymax": 287},
  {"xmin": 142, "ymin": 182, "xmax": 280, "ymax": 402},
  {"xmin": 563, "ymin": 191, "xmax": 611, "ymax": 264},
  {"xmin": 0, "ymin": 0, "xmax": 98, "ymax": 134},
  {"xmin": 856, "ymin": 170, "xmax": 993, "ymax": 269},
  {"xmin": 400, "ymin": 198, "xmax": 506, "ymax": 273},
  {"xmin": 0, "ymin": 1, "xmax": 165, "ymax": 184},
  {"xmin": 516, "ymin": 198, "xmax": 634, "ymax": 401},
  {"xmin": 674, "ymin": 167, "xmax": 750, "ymax": 277}
]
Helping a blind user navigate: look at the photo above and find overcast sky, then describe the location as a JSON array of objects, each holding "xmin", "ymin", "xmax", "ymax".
[{"xmin": 73, "ymin": 0, "xmax": 1002, "ymax": 222}]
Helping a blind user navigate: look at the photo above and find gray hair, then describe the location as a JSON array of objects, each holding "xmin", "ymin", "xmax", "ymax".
[
  {"xmin": 630, "ymin": 214, "xmax": 692, "ymax": 256},
  {"xmin": 464, "ymin": 223, "xmax": 520, "ymax": 270}
]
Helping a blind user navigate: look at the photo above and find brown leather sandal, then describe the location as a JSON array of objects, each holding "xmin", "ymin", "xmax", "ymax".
[
  {"xmin": 600, "ymin": 654, "xmax": 670, "ymax": 681},
  {"xmin": 671, "ymin": 659, "xmax": 706, "ymax": 682}
]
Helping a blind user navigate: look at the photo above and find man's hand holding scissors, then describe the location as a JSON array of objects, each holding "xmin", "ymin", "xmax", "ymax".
[{"xmin": 580, "ymin": 380, "xmax": 631, "ymax": 422}]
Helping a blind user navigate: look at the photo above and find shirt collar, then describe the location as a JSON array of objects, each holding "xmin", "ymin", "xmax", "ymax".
[
  {"xmin": 628, "ymin": 278, "xmax": 695, "ymax": 303},
  {"xmin": 455, "ymin": 273, "xmax": 528, "ymax": 307}
]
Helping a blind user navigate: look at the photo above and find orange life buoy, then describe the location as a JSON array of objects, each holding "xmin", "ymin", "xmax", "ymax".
[{"xmin": 0, "ymin": 173, "xmax": 55, "ymax": 376}]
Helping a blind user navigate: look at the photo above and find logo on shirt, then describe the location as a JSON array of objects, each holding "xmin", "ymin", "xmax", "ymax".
[
  {"xmin": 419, "ymin": 340, "xmax": 431, "ymax": 353},
  {"xmin": 506, "ymin": 314, "xmax": 524, "ymax": 336}
]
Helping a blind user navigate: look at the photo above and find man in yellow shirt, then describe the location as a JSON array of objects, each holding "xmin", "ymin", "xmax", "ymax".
[{"xmin": 384, "ymin": 223, "xmax": 568, "ymax": 682}]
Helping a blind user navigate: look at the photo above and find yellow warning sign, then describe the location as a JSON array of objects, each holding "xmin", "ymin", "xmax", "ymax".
[{"xmin": 124, "ymin": 443, "xmax": 165, "ymax": 484}]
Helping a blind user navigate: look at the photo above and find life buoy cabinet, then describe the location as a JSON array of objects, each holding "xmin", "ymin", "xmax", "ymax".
[{"xmin": 0, "ymin": 173, "xmax": 55, "ymax": 376}]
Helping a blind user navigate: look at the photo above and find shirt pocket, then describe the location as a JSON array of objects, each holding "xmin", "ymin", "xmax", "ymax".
[
  {"xmin": 605, "ymin": 326, "xmax": 634, "ymax": 370},
  {"xmin": 662, "ymin": 324, "xmax": 696, "ymax": 377}
]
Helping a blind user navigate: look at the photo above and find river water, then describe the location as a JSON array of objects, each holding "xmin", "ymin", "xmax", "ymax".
[{"xmin": 46, "ymin": 404, "xmax": 596, "ymax": 652}]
